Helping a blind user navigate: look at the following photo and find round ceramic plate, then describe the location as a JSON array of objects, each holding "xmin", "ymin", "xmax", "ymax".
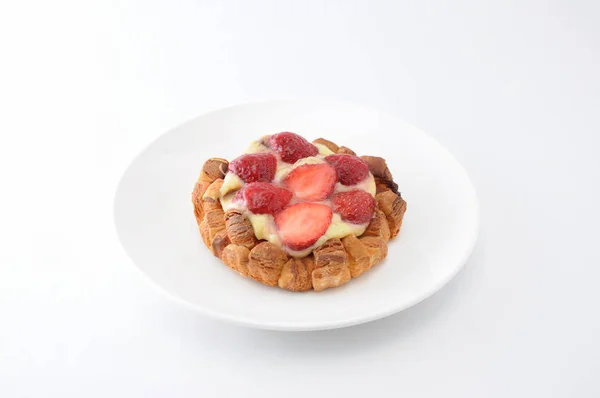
[{"xmin": 114, "ymin": 99, "xmax": 479, "ymax": 331}]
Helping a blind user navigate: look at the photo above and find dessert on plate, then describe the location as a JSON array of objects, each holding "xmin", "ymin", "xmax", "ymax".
[{"xmin": 192, "ymin": 132, "xmax": 407, "ymax": 292}]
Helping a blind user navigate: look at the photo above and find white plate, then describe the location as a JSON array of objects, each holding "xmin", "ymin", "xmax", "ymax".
[{"xmin": 114, "ymin": 99, "xmax": 479, "ymax": 331}]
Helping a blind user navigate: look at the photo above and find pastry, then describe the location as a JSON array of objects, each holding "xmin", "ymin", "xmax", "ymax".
[{"xmin": 191, "ymin": 132, "xmax": 406, "ymax": 291}]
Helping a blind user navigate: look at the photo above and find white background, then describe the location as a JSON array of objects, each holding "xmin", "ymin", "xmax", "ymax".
[{"xmin": 1, "ymin": 0, "xmax": 599, "ymax": 397}]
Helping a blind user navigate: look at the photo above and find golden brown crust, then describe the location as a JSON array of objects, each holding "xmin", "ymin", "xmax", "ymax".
[
  {"xmin": 361, "ymin": 156, "xmax": 399, "ymax": 194},
  {"xmin": 192, "ymin": 177, "xmax": 224, "ymax": 228},
  {"xmin": 248, "ymin": 242, "xmax": 289, "ymax": 287},
  {"xmin": 360, "ymin": 156, "xmax": 392, "ymax": 180},
  {"xmin": 359, "ymin": 236, "xmax": 388, "ymax": 267},
  {"xmin": 211, "ymin": 229, "xmax": 230, "ymax": 259},
  {"xmin": 375, "ymin": 181, "xmax": 394, "ymax": 195},
  {"xmin": 313, "ymin": 238, "xmax": 347, "ymax": 268},
  {"xmin": 203, "ymin": 179, "xmax": 224, "ymax": 202},
  {"xmin": 193, "ymin": 140, "xmax": 406, "ymax": 291},
  {"xmin": 224, "ymin": 210, "xmax": 257, "ymax": 249},
  {"xmin": 192, "ymin": 181, "xmax": 211, "ymax": 224},
  {"xmin": 375, "ymin": 178, "xmax": 399, "ymax": 195},
  {"xmin": 222, "ymin": 244, "xmax": 251, "ymax": 276},
  {"xmin": 341, "ymin": 235, "xmax": 371, "ymax": 278},
  {"xmin": 312, "ymin": 264, "xmax": 351, "ymax": 292},
  {"xmin": 199, "ymin": 158, "xmax": 229, "ymax": 183},
  {"xmin": 337, "ymin": 146, "xmax": 356, "ymax": 156},
  {"xmin": 363, "ymin": 209, "xmax": 391, "ymax": 242},
  {"xmin": 199, "ymin": 219, "xmax": 211, "ymax": 248},
  {"xmin": 278, "ymin": 256, "xmax": 315, "ymax": 292},
  {"xmin": 312, "ymin": 239, "xmax": 351, "ymax": 291},
  {"xmin": 312, "ymin": 138, "xmax": 339, "ymax": 153},
  {"xmin": 204, "ymin": 208, "xmax": 226, "ymax": 246},
  {"xmin": 375, "ymin": 191, "xmax": 407, "ymax": 239},
  {"xmin": 202, "ymin": 179, "xmax": 224, "ymax": 213}
]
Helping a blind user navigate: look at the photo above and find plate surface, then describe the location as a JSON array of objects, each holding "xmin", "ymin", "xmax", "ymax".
[{"xmin": 114, "ymin": 99, "xmax": 479, "ymax": 331}]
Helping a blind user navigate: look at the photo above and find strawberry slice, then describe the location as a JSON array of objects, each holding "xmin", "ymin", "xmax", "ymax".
[
  {"xmin": 268, "ymin": 132, "xmax": 318, "ymax": 164},
  {"xmin": 233, "ymin": 182, "xmax": 292, "ymax": 214},
  {"xmin": 229, "ymin": 153, "xmax": 277, "ymax": 183},
  {"xmin": 275, "ymin": 203, "xmax": 332, "ymax": 250},
  {"xmin": 325, "ymin": 154, "xmax": 369, "ymax": 186},
  {"xmin": 283, "ymin": 163, "xmax": 337, "ymax": 201},
  {"xmin": 332, "ymin": 190, "xmax": 376, "ymax": 224}
]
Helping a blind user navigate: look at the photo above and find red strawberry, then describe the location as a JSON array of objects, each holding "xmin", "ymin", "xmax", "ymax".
[
  {"xmin": 233, "ymin": 182, "xmax": 292, "ymax": 215},
  {"xmin": 229, "ymin": 153, "xmax": 277, "ymax": 183},
  {"xmin": 332, "ymin": 190, "xmax": 376, "ymax": 224},
  {"xmin": 268, "ymin": 132, "xmax": 318, "ymax": 164},
  {"xmin": 275, "ymin": 203, "xmax": 332, "ymax": 250},
  {"xmin": 325, "ymin": 154, "xmax": 369, "ymax": 186},
  {"xmin": 283, "ymin": 163, "xmax": 337, "ymax": 201}
]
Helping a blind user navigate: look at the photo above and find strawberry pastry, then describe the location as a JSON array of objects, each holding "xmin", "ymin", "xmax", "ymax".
[{"xmin": 192, "ymin": 132, "xmax": 407, "ymax": 291}]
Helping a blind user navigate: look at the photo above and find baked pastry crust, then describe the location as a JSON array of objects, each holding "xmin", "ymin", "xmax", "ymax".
[{"xmin": 192, "ymin": 137, "xmax": 406, "ymax": 291}]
